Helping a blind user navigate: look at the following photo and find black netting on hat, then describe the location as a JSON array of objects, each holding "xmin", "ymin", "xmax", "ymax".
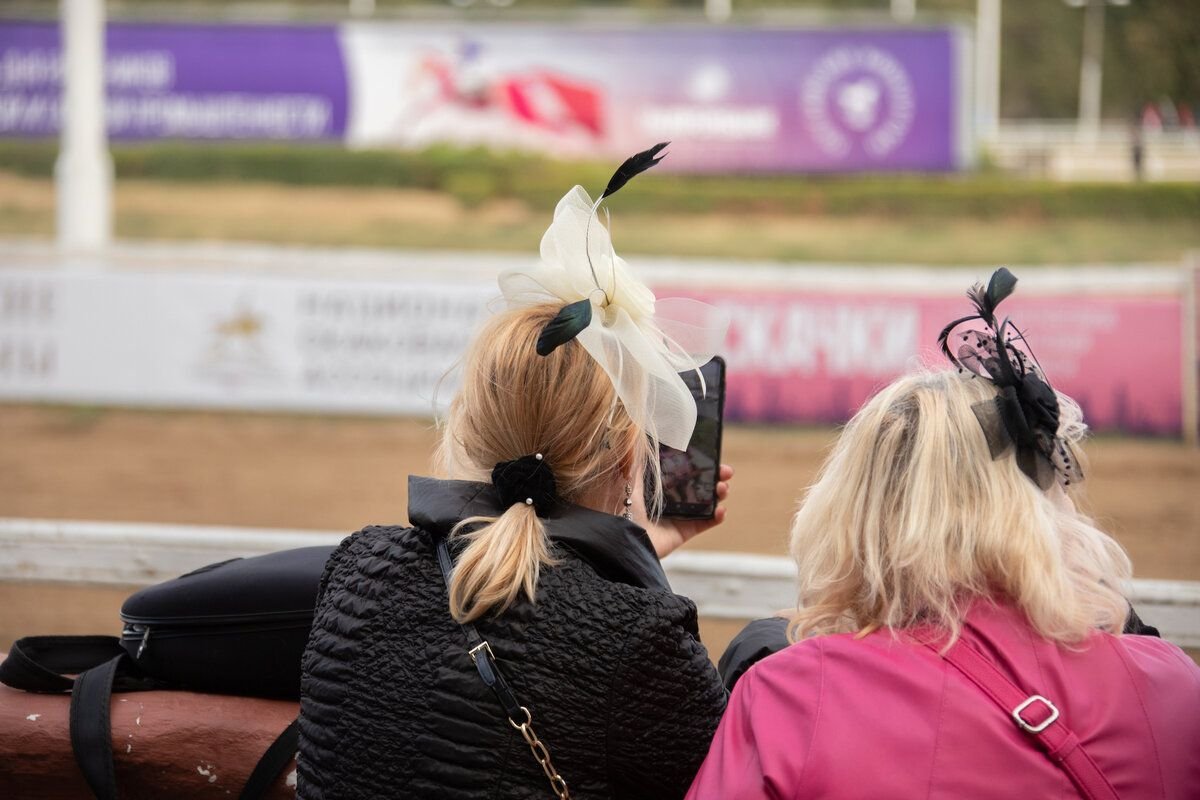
[
  {"xmin": 971, "ymin": 393, "xmax": 1076, "ymax": 491},
  {"xmin": 938, "ymin": 268, "xmax": 1083, "ymax": 490}
]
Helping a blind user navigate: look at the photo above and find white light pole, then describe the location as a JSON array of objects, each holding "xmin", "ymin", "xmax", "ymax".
[
  {"xmin": 974, "ymin": 0, "xmax": 1002, "ymax": 144},
  {"xmin": 56, "ymin": 0, "xmax": 112, "ymax": 252},
  {"xmin": 1076, "ymin": 0, "xmax": 1105, "ymax": 141},
  {"xmin": 1066, "ymin": 0, "xmax": 1128, "ymax": 142},
  {"xmin": 891, "ymin": 0, "xmax": 916, "ymax": 22},
  {"xmin": 705, "ymin": 0, "xmax": 731, "ymax": 24}
]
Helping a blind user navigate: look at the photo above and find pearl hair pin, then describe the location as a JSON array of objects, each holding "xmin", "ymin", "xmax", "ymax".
[{"xmin": 492, "ymin": 453, "xmax": 556, "ymax": 515}]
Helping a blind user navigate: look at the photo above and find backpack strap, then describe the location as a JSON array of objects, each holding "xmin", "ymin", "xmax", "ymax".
[{"xmin": 927, "ymin": 637, "xmax": 1119, "ymax": 800}]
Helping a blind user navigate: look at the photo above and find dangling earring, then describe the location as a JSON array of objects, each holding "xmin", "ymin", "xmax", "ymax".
[{"xmin": 623, "ymin": 483, "xmax": 633, "ymax": 520}]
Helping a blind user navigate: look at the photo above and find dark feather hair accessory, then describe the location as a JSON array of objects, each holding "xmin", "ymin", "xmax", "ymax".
[
  {"xmin": 535, "ymin": 144, "xmax": 669, "ymax": 357},
  {"xmin": 967, "ymin": 266, "xmax": 1017, "ymax": 328},
  {"xmin": 937, "ymin": 267, "xmax": 1018, "ymax": 368},
  {"xmin": 536, "ymin": 298, "xmax": 593, "ymax": 357},
  {"xmin": 601, "ymin": 141, "xmax": 669, "ymax": 200},
  {"xmin": 492, "ymin": 453, "xmax": 557, "ymax": 516},
  {"xmin": 937, "ymin": 268, "xmax": 1082, "ymax": 490}
]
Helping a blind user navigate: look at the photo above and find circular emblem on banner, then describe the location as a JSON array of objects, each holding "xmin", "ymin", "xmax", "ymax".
[{"xmin": 800, "ymin": 47, "xmax": 915, "ymax": 160}]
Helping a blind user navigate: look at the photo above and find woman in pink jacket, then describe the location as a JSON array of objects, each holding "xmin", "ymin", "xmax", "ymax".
[{"xmin": 687, "ymin": 270, "xmax": 1200, "ymax": 800}]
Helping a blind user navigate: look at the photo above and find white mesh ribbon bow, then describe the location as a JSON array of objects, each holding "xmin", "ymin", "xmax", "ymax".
[{"xmin": 499, "ymin": 181, "xmax": 728, "ymax": 451}]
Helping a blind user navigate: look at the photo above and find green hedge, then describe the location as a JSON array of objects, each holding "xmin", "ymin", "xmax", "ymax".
[{"xmin": 2, "ymin": 139, "xmax": 1197, "ymax": 219}]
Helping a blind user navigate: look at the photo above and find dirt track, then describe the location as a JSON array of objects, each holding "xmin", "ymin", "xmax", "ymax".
[
  {"xmin": 2, "ymin": 405, "xmax": 1196, "ymax": 580},
  {"xmin": 1, "ymin": 404, "xmax": 1196, "ymax": 662}
]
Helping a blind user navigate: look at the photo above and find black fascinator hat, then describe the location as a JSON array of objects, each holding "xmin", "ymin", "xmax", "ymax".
[{"xmin": 937, "ymin": 268, "xmax": 1083, "ymax": 490}]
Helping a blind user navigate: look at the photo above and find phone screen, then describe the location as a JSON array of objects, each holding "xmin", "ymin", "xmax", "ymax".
[{"xmin": 651, "ymin": 356, "xmax": 726, "ymax": 520}]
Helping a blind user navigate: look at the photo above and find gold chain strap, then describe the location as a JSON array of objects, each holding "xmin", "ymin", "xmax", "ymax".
[{"xmin": 509, "ymin": 706, "xmax": 571, "ymax": 799}]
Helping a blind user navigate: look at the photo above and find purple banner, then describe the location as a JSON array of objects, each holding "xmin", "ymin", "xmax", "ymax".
[
  {"xmin": 0, "ymin": 21, "xmax": 348, "ymax": 140},
  {"xmin": 0, "ymin": 20, "xmax": 966, "ymax": 171},
  {"xmin": 340, "ymin": 23, "xmax": 966, "ymax": 172}
]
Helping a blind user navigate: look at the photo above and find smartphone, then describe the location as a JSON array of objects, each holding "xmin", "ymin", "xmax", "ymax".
[{"xmin": 650, "ymin": 356, "xmax": 726, "ymax": 520}]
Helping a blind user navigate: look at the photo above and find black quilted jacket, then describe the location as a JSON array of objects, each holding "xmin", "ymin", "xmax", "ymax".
[{"xmin": 298, "ymin": 476, "xmax": 727, "ymax": 800}]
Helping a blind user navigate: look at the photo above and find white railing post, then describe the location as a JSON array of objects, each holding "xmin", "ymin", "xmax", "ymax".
[{"xmin": 56, "ymin": 0, "xmax": 113, "ymax": 253}]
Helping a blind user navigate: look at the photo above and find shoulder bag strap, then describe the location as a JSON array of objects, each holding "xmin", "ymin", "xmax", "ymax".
[
  {"xmin": 0, "ymin": 635, "xmax": 127, "ymax": 694},
  {"xmin": 2, "ymin": 636, "xmax": 132, "ymax": 799},
  {"xmin": 434, "ymin": 535, "xmax": 571, "ymax": 800},
  {"xmin": 238, "ymin": 717, "xmax": 300, "ymax": 800},
  {"xmin": 2, "ymin": 636, "xmax": 296, "ymax": 800},
  {"xmin": 927, "ymin": 638, "xmax": 1120, "ymax": 800},
  {"xmin": 69, "ymin": 651, "xmax": 130, "ymax": 800}
]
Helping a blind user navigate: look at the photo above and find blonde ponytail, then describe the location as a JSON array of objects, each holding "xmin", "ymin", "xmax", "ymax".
[
  {"xmin": 448, "ymin": 505, "xmax": 555, "ymax": 623},
  {"xmin": 436, "ymin": 302, "xmax": 655, "ymax": 623}
]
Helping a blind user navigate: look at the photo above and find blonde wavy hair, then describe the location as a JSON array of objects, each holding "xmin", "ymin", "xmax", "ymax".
[
  {"xmin": 436, "ymin": 303, "xmax": 658, "ymax": 623},
  {"xmin": 788, "ymin": 368, "xmax": 1131, "ymax": 646}
]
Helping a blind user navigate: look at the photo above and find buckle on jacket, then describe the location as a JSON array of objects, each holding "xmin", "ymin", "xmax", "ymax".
[{"xmin": 1012, "ymin": 694, "xmax": 1059, "ymax": 733}]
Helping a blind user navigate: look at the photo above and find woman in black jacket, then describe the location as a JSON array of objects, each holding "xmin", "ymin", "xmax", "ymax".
[{"xmin": 298, "ymin": 152, "xmax": 732, "ymax": 800}]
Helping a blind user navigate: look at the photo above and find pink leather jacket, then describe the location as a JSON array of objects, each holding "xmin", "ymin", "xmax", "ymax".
[{"xmin": 687, "ymin": 603, "xmax": 1200, "ymax": 799}]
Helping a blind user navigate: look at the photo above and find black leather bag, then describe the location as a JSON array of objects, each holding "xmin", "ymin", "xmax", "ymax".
[
  {"xmin": 0, "ymin": 545, "xmax": 335, "ymax": 800},
  {"xmin": 120, "ymin": 545, "xmax": 332, "ymax": 697}
]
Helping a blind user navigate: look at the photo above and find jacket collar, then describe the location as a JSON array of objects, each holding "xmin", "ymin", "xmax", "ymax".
[{"xmin": 407, "ymin": 475, "xmax": 670, "ymax": 593}]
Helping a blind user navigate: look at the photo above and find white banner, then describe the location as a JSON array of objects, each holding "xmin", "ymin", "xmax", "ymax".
[
  {"xmin": 0, "ymin": 269, "xmax": 493, "ymax": 415},
  {"xmin": 0, "ymin": 245, "xmax": 1189, "ymax": 433}
]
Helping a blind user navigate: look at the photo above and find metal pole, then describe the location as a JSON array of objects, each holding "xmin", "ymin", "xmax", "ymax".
[
  {"xmin": 56, "ymin": 0, "xmax": 112, "ymax": 252},
  {"xmin": 1183, "ymin": 254, "xmax": 1199, "ymax": 447},
  {"xmin": 1077, "ymin": 0, "xmax": 1106, "ymax": 142},
  {"xmin": 974, "ymin": 0, "xmax": 1002, "ymax": 143},
  {"xmin": 705, "ymin": 0, "xmax": 731, "ymax": 24},
  {"xmin": 891, "ymin": 0, "xmax": 916, "ymax": 22}
]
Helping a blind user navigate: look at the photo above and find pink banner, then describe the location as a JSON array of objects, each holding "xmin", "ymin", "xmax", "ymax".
[{"xmin": 667, "ymin": 287, "xmax": 1183, "ymax": 435}]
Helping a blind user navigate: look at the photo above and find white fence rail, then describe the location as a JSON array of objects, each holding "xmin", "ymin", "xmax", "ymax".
[
  {"xmin": 991, "ymin": 122, "xmax": 1200, "ymax": 182},
  {"xmin": 664, "ymin": 550, "xmax": 1200, "ymax": 650},
  {"xmin": 2, "ymin": 518, "xmax": 1197, "ymax": 648}
]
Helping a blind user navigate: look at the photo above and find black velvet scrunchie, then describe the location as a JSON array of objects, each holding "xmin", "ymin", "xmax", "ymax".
[{"xmin": 492, "ymin": 454, "xmax": 558, "ymax": 516}]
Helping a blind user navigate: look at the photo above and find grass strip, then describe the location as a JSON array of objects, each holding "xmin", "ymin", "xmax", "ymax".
[{"xmin": 2, "ymin": 139, "xmax": 1196, "ymax": 220}]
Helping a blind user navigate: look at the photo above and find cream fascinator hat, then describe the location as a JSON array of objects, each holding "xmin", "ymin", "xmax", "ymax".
[{"xmin": 498, "ymin": 144, "xmax": 729, "ymax": 451}]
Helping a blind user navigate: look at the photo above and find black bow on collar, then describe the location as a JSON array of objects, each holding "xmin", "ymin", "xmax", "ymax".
[{"xmin": 407, "ymin": 476, "xmax": 671, "ymax": 593}]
